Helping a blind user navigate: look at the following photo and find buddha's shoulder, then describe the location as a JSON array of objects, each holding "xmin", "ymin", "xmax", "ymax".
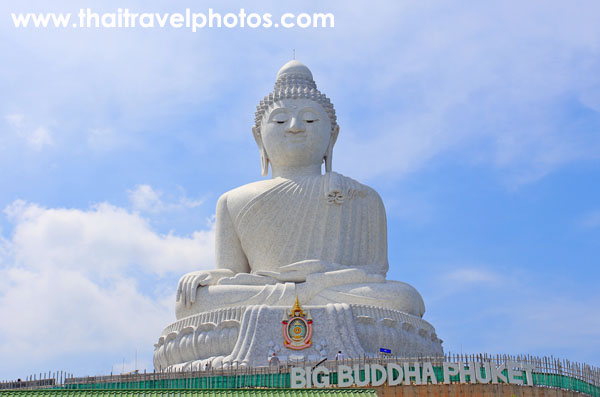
[
  {"xmin": 217, "ymin": 174, "xmax": 384, "ymax": 217},
  {"xmin": 326, "ymin": 172, "xmax": 383, "ymax": 204},
  {"xmin": 217, "ymin": 178, "xmax": 283, "ymax": 217}
]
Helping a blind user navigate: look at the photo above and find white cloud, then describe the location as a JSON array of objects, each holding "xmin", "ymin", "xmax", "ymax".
[
  {"xmin": 3, "ymin": 113, "xmax": 54, "ymax": 151},
  {"xmin": 87, "ymin": 128, "xmax": 126, "ymax": 151},
  {"xmin": 329, "ymin": 1, "xmax": 600, "ymax": 185},
  {"xmin": 0, "ymin": 233, "xmax": 10, "ymax": 266},
  {"xmin": 26, "ymin": 126, "xmax": 53, "ymax": 150},
  {"xmin": 0, "ymin": 199, "xmax": 215, "ymax": 370},
  {"xmin": 425, "ymin": 266, "xmax": 511, "ymax": 303},
  {"xmin": 2, "ymin": 2, "xmax": 600, "ymax": 185},
  {"xmin": 463, "ymin": 291, "xmax": 600, "ymax": 362},
  {"xmin": 506, "ymin": 295, "xmax": 600, "ymax": 350},
  {"xmin": 5, "ymin": 200, "xmax": 214, "ymax": 276},
  {"xmin": 128, "ymin": 185, "xmax": 163, "ymax": 214},
  {"xmin": 445, "ymin": 268, "xmax": 500, "ymax": 285},
  {"xmin": 427, "ymin": 266, "xmax": 600, "ymax": 364},
  {"xmin": 0, "ymin": 266, "xmax": 169, "ymax": 362},
  {"xmin": 128, "ymin": 184, "xmax": 204, "ymax": 214},
  {"xmin": 5, "ymin": 113, "xmax": 24, "ymax": 129}
]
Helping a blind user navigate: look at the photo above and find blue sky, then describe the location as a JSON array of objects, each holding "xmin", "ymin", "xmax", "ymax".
[{"xmin": 1, "ymin": 0, "xmax": 599, "ymax": 380}]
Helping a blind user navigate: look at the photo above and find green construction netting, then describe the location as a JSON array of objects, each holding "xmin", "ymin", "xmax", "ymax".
[{"xmin": 0, "ymin": 389, "xmax": 376, "ymax": 397}]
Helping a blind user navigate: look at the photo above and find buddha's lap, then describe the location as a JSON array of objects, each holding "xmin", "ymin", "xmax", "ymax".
[{"xmin": 175, "ymin": 279, "xmax": 425, "ymax": 320}]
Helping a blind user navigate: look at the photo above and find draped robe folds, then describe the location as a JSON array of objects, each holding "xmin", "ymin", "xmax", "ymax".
[
  {"xmin": 177, "ymin": 172, "xmax": 425, "ymax": 319},
  {"xmin": 237, "ymin": 172, "xmax": 387, "ymax": 276}
]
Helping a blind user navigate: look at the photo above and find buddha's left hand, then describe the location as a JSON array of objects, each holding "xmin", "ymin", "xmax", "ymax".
[
  {"xmin": 217, "ymin": 273, "xmax": 279, "ymax": 285},
  {"xmin": 256, "ymin": 260, "xmax": 342, "ymax": 282}
]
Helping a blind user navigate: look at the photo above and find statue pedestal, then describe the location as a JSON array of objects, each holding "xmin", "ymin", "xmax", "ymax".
[{"xmin": 154, "ymin": 304, "xmax": 443, "ymax": 371}]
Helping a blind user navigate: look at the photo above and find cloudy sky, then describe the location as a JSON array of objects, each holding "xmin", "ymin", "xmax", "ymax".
[{"xmin": 1, "ymin": 0, "xmax": 599, "ymax": 380}]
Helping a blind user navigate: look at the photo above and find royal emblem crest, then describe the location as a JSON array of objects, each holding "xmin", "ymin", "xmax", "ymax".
[{"xmin": 282, "ymin": 297, "xmax": 312, "ymax": 350}]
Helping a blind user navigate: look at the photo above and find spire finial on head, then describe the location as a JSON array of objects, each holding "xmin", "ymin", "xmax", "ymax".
[{"xmin": 276, "ymin": 59, "xmax": 313, "ymax": 81}]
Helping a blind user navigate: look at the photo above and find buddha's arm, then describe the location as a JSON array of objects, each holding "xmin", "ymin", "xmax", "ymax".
[
  {"xmin": 176, "ymin": 193, "xmax": 250, "ymax": 307},
  {"xmin": 215, "ymin": 192, "xmax": 250, "ymax": 274},
  {"xmin": 355, "ymin": 188, "xmax": 390, "ymax": 277},
  {"xmin": 257, "ymin": 260, "xmax": 386, "ymax": 283}
]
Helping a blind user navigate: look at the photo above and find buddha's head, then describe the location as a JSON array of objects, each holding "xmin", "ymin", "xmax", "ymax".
[{"xmin": 253, "ymin": 60, "xmax": 339, "ymax": 176}]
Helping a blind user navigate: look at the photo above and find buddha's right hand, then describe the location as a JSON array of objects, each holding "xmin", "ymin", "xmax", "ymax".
[{"xmin": 176, "ymin": 269, "xmax": 235, "ymax": 307}]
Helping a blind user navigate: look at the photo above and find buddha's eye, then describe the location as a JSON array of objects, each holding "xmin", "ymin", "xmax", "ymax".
[
  {"xmin": 271, "ymin": 113, "xmax": 289, "ymax": 124},
  {"xmin": 303, "ymin": 111, "xmax": 318, "ymax": 124}
]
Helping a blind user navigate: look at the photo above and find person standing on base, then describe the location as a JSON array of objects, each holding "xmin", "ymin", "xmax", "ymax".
[{"xmin": 269, "ymin": 352, "xmax": 280, "ymax": 367}]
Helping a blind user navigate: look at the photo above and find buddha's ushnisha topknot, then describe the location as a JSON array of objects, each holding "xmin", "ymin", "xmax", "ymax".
[{"xmin": 254, "ymin": 60, "xmax": 337, "ymax": 135}]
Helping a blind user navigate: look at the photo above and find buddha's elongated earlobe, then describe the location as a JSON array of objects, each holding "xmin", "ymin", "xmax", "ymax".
[
  {"xmin": 260, "ymin": 146, "xmax": 269, "ymax": 177},
  {"xmin": 253, "ymin": 126, "xmax": 270, "ymax": 176},
  {"xmin": 324, "ymin": 125, "xmax": 339, "ymax": 173}
]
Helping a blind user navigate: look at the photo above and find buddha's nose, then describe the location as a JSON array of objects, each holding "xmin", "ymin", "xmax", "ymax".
[{"xmin": 287, "ymin": 117, "xmax": 305, "ymax": 133}]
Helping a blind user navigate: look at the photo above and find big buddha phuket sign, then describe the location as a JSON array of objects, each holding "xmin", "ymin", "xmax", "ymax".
[{"xmin": 290, "ymin": 361, "xmax": 535, "ymax": 388}]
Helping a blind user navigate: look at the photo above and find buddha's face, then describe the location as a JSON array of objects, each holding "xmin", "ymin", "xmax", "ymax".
[{"xmin": 260, "ymin": 98, "xmax": 333, "ymax": 170}]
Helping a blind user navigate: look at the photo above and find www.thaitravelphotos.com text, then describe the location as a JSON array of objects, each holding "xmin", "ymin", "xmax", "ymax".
[{"xmin": 11, "ymin": 8, "xmax": 335, "ymax": 31}]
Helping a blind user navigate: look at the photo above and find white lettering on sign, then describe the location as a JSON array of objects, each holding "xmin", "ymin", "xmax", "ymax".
[
  {"xmin": 312, "ymin": 366, "xmax": 330, "ymax": 387},
  {"xmin": 387, "ymin": 363, "xmax": 403, "ymax": 386},
  {"xmin": 422, "ymin": 362, "xmax": 437, "ymax": 385},
  {"xmin": 291, "ymin": 367, "xmax": 306, "ymax": 388},
  {"xmin": 443, "ymin": 362, "xmax": 459, "ymax": 384},
  {"xmin": 289, "ymin": 361, "xmax": 534, "ymax": 389},
  {"xmin": 338, "ymin": 365, "xmax": 353, "ymax": 387},
  {"xmin": 370, "ymin": 364, "xmax": 386, "ymax": 386}
]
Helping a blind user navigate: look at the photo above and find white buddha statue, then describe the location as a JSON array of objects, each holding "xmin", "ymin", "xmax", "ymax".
[{"xmin": 174, "ymin": 60, "xmax": 425, "ymax": 320}]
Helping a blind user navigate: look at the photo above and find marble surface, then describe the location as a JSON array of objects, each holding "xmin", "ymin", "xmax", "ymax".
[
  {"xmin": 154, "ymin": 304, "xmax": 443, "ymax": 371},
  {"xmin": 154, "ymin": 60, "xmax": 443, "ymax": 370}
]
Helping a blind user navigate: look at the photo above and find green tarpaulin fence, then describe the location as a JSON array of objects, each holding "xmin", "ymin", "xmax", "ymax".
[
  {"xmin": 53, "ymin": 368, "xmax": 599, "ymax": 396},
  {"xmin": 0, "ymin": 389, "xmax": 377, "ymax": 397}
]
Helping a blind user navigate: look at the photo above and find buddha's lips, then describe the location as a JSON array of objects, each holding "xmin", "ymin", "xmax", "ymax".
[{"xmin": 285, "ymin": 133, "xmax": 307, "ymax": 142}]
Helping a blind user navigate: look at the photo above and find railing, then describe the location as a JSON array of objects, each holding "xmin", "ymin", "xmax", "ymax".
[
  {"xmin": 1, "ymin": 354, "xmax": 598, "ymax": 396},
  {"xmin": 0, "ymin": 380, "xmax": 55, "ymax": 391}
]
